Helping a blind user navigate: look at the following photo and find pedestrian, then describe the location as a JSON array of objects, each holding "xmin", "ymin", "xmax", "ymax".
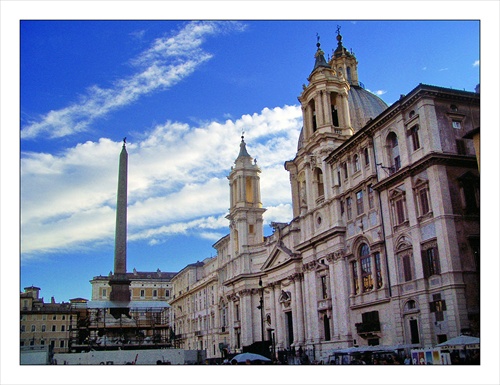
[{"xmin": 404, "ymin": 355, "xmax": 411, "ymax": 365}]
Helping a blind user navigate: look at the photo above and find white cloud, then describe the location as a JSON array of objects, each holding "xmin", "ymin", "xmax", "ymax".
[
  {"xmin": 366, "ymin": 89, "xmax": 387, "ymax": 97},
  {"xmin": 472, "ymin": 60, "xmax": 479, "ymax": 67},
  {"xmin": 21, "ymin": 105, "xmax": 302, "ymax": 258},
  {"xmin": 20, "ymin": 21, "xmax": 245, "ymax": 140}
]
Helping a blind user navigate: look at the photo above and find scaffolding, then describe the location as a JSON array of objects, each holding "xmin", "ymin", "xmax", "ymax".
[{"xmin": 70, "ymin": 304, "xmax": 173, "ymax": 352}]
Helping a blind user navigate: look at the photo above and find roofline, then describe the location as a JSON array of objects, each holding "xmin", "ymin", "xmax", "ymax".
[{"xmin": 325, "ymin": 83, "xmax": 479, "ymax": 163}]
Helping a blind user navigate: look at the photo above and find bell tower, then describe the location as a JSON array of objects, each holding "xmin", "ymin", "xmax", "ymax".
[
  {"xmin": 227, "ymin": 135, "xmax": 266, "ymax": 256},
  {"xmin": 286, "ymin": 33, "xmax": 353, "ymax": 219},
  {"xmin": 298, "ymin": 33, "xmax": 353, "ymax": 150}
]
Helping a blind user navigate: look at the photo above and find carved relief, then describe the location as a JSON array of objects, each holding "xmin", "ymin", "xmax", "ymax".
[
  {"xmin": 278, "ymin": 290, "xmax": 292, "ymax": 308},
  {"xmin": 326, "ymin": 249, "xmax": 345, "ymax": 262},
  {"xmin": 302, "ymin": 260, "xmax": 317, "ymax": 272},
  {"xmin": 287, "ymin": 272, "xmax": 303, "ymax": 281},
  {"xmin": 238, "ymin": 289, "xmax": 252, "ymax": 297}
]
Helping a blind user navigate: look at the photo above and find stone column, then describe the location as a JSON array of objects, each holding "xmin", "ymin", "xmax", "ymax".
[
  {"xmin": 275, "ymin": 285, "xmax": 286, "ymax": 350},
  {"xmin": 324, "ymin": 90, "xmax": 332, "ymax": 126},
  {"xmin": 269, "ymin": 284, "xmax": 277, "ymax": 343},
  {"xmin": 315, "ymin": 94, "xmax": 324, "ymax": 127},
  {"xmin": 332, "ymin": 251, "xmax": 351, "ymax": 340},
  {"xmin": 341, "ymin": 93, "xmax": 351, "ymax": 129},
  {"xmin": 302, "ymin": 263, "xmax": 314, "ymax": 344},
  {"xmin": 239, "ymin": 289, "xmax": 253, "ymax": 346},
  {"xmin": 292, "ymin": 273, "xmax": 305, "ymax": 345}
]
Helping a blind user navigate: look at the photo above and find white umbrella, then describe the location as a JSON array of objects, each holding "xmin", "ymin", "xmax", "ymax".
[
  {"xmin": 231, "ymin": 352, "xmax": 271, "ymax": 363},
  {"xmin": 436, "ymin": 335, "xmax": 480, "ymax": 349}
]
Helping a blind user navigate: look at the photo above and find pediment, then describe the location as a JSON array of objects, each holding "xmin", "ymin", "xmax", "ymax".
[{"xmin": 261, "ymin": 242, "xmax": 298, "ymax": 271}]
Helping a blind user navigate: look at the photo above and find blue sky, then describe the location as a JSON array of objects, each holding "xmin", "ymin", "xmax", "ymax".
[
  {"xmin": 1, "ymin": 1, "xmax": 500, "ymax": 383},
  {"xmin": 17, "ymin": 19, "xmax": 483, "ymax": 304}
]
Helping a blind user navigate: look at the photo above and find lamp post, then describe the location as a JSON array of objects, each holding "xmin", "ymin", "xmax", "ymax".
[{"xmin": 257, "ymin": 277, "xmax": 264, "ymax": 342}]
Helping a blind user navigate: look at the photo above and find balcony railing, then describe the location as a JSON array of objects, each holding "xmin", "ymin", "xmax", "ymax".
[{"xmin": 355, "ymin": 321, "xmax": 380, "ymax": 334}]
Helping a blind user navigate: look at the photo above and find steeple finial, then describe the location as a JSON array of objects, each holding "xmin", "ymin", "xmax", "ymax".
[
  {"xmin": 237, "ymin": 131, "xmax": 251, "ymax": 159},
  {"xmin": 311, "ymin": 33, "xmax": 330, "ymax": 73},
  {"xmin": 122, "ymin": 137, "xmax": 127, "ymax": 147}
]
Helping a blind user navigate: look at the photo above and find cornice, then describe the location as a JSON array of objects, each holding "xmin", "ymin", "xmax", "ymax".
[{"xmin": 372, "ymin": 152, "xmax": 478, "ymax": 191}]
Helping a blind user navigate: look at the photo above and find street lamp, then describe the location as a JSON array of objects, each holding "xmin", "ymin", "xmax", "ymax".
[{"xmin": 257, "ymin": 277, "xmax": 264, "ymax": 342}]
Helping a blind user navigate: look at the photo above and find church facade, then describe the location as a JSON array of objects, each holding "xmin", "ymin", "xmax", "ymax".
[{"xmin": 156, "ymin": 32, "xmax": 480, "ymax": 362}]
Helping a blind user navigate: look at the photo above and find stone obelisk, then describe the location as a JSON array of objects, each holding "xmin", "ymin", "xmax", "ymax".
[{"xmin": 109, "ymin": 138, "xmax": 131, "ymax": 317}]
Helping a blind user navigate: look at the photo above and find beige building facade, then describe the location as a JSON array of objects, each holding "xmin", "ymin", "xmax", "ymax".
[
  {"xmin": 20, "ymin": 286, "xmax": 79, "ymax": 355},
  {"xmin": 169, "ymin": 32, "xmax": 480, "ymax": 362}
]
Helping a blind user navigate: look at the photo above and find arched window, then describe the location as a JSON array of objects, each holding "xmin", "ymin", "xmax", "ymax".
[
  {"xmin": 309, "ymin": 99, "xmax": 317, "ymax": 132},
  {"xmin": 386, "ymin": 132, "xmax": 401, "ymax": 173},
  {"xmin": 404, "ymin": 300, "xmax": 418, "ymax": 312},
  {"xmin": 330, "ymin": 92, "xmax": 339, "ymax": 127},
  {"xmin": 314, "ymin": 168, "xmax": 325, "ymax": 199},
  {"xmin": 351, "ymin": 242, "xmax": 383, "ymax": 295},
  {"xmin": 359, "ymin": 243, "xmax": 373, "ymax": 293}
]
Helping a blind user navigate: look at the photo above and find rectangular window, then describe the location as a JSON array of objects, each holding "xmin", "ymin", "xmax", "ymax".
[
  {"xmin": 462, "ymin": 182, "xmax": 479, "ymax": 213},
  {"xmin": 410, "ymin": 125, "xmax": 421, "ymax": 151},
  {"xmin": 343, "ymin": 162, "xmax": 348, "ymax": 179},
  {"xmin": 361, "ymin": 257, "xmax": 373, "ymax": 292},
  {"xmin": 60, "ymin": 340, "xmax": 65, "ymax": 348},
  {"xmin": 427, "ymin": 248, "xmax": 441, "ymax": 276},
  {"xmin": 31, "ymin": 325, "xmax": 36, "ymax": 332},
  {"xmin": 340, "ymin": 200, "xmax": 345, "ymax": 216},
  {"xmin": 456, "ymin": 139, "xmax": 467, "ymax": 155},
  {"xmin": 352, "ymin": 261, "xmax": 359, "ymax": 295},
  {"xmin": 102, "ymin": 289, "xmax": 106, "ymax": 298},
  {"xmin": 140, "ymin": 289, "xmax": 145, "ymax": 298},
  {"xmin": 418, "ymin": 188, "xmax": 430, "ymax": 215},
  {"xmin": 395, "ymin": 198, "xmax": 406, "ymax": 224},
  {"xmin": 61, "ymin": 325, "xmax": 65, "ymax": 332},
  {"xmin": 364, "ymin": 148, "xmax": 370, "ymax": 166},
  {"xmin": 356, "ymin": 190, "xmax": 364, "ymax": 215},
  {"xmin": 337, "ymin": 170, "xmax": 342, "ymax": 187},
  {"xmin": 452, "ymin": 120, "xmax": 462, "ymax": 129},
  {"xmin": 367, "ymin": 185, "xmax": 374, "ymax": 209},
  {"xmin": 52, "ymin": 325, "xmax": 56, "ymax": 332},
  {"xmin": 402, "ymin": 254, "xmax": 412, "ymax": 282},
  {"xmin": 346, "ymin": 197, "xmax": 352, "ymax": 220},
  {"xmin": 422, "ymin": 246, "xmax": 441, "ymax": 278},
  {"xmin": 320, "ymin": 275, "xmax": 328, "ymax": 299},
  {"xmin": 42, "ymin": 325, "xmax": 46, "ymax": 332},
  {"xmin": 21, "ymin": 325, "xmax": 26, "ymax": 333},
  {"xmin": 153, "ymin": 289, "xmax": 157, "ymax": 298}
]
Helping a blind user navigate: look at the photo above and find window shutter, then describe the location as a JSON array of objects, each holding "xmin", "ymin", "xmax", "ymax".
[
  {"xmin": 434, "ymin": 247, "xmax": 441, "ymax": 275},
  {"xmin": 429, "ymin": 301, "xmax": 436, "ymax": 312},
  {"xmin": 421, "ymin": 250, "xmax": 430, "ymax": 278}
]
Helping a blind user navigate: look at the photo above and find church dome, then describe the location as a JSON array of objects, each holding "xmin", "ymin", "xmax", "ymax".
[
  {"xmin": 297, "ymin": 85, "xmax": 388, "ymax": 151},
  {"xmin": 348, "ymin": 85, "xmax": 388, "ymax": 131}
]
